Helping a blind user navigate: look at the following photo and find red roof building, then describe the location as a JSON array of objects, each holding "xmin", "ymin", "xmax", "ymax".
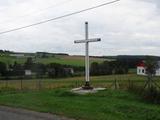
[
  {"xmin": 137, "ymin": 61, "xmax": 160, "ymax": 76},
  {"xmin": 137, "ymin": 61, "xmax": 145, "ymax": 67}
]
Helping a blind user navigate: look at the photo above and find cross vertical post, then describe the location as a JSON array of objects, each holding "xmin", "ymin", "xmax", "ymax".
[
  {"xmin": 74, "ymin": 22, "xmax": 101, "ymax": 89},
  {"xmin": 85, "ymin": 22, "xmax": 90, "ymax": 88}
]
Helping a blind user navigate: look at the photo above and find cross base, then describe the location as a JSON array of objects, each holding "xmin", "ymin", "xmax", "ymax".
[{"xmin": 82, "ymin": 81, "xmax": 93, "ymax": 90}]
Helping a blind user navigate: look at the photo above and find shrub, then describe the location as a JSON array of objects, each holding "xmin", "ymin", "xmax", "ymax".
[
  {"xmin": 128, "ymin": 83, "xmax": 160, "ymax": 104},
  {"xmin": 142, "ymin": 87, "xmax": 160, "ymax": 104}
]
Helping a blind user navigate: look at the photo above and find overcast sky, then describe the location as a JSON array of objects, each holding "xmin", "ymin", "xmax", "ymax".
[{"xmin": 0, "ymin": 0, "xmax": 159, "ymax": 56}]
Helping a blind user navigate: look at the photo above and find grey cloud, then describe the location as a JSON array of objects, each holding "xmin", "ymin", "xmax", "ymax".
[
  {"xmin": 140, "ymin": 0, "xmax": 160, "ymax": 8},
  {"xmin": 0, "ymin": 0, "xmax": 160, "ymax": 56},
  {"xmin": 0, "ymin": 0, "xmax": 26, "ymax": 7}
]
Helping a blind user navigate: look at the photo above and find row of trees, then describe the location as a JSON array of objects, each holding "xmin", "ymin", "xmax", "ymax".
[
  {"xmin": 90, "ymin": 60, "xmax": 128, "ymax": 76},
  {"xmin": 0, "ymin": 59, "xmax": 130, "ymax": 79},
  {"xmin": 3, "ymin": 56, "xmax": 157, "ymax": 79},
  {"xmin": 0, "ymin": 57, "xmax": 84, "ymax": 79},
  {"xmin": 0, "ymin": 57, "xmax": 139, "ymax": 79}
]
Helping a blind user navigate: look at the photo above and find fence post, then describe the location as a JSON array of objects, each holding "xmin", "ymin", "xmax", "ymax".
[
  {"xmin": 20, "ymin": 79, "xmax": 23, "ymax": 90},
  {"xmin": 5, "ymin": 79, "xmax": 8, "ymax": 88},
  {"xmin": 37, "ymin": 79, "xmax": 41, "ymax": 90},
  {"xmin": 115, "ymin": 79, "xmax": 117, "ymax": 89}
]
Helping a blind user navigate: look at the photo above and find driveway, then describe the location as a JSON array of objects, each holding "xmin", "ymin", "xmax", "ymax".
[{"xmin": 0, "ymin": 106, "xmax": 74, "ymax": 120}]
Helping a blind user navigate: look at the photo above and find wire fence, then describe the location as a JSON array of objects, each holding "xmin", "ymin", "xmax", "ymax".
[{"xmin": 0, "ymin": 75, "xmax": 159, "ymax": 92}]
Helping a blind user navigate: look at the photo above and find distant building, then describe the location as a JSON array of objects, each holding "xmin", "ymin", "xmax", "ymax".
[
  {"xmin": 10, "ymin": 53, "xmax": 24, "ymax": 58},
  {"xmin": 64, "ymin": 68, "xmax": 74, "ymax": 75},
  {"xmin": 25, "ymin": 70, "xmax": 32, "ymax": 76},
  {"xmin": 137, "ymin": 61, "xmax": 160, "ymax": 76},
  {"xmin": 36, "ymin": 52, "xmax": 54, "ymax": 58}
]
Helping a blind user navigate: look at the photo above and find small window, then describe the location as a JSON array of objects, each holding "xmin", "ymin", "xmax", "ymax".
[
  {"xmin": 142, "ymin": 69, "xmax": 144, "ymax": 73},
  {"xmin": 139, "ymin": 69, "xmax": 141, "ymax": 73}
]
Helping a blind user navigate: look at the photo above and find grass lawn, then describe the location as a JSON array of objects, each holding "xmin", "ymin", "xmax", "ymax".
[
  {"xmin": 0, "ymin": 74, "xmax": 160, "ymax": 120},
  {"xmin": 0, "ymin": 89, "xmax": 159, "ymax": 120}
]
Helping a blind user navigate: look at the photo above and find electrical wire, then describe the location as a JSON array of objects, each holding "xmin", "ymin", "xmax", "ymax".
[{"xmin": 0, "ymin": 0, "xmax": 120, "ymax": 35}]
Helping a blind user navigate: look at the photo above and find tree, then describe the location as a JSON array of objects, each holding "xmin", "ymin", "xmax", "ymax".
[
  {"xmin": 144, "ymin": 56, "xmax": 159, "ymax": 90},
  {"xmin": 24, "ymin": 57, "xmax": 34, "ymax": 69},
  {"xmin": 101, "ymin": 61, "xmax": 112, "ymax": 75},
  {"xmin": 145, "ymin": 56, "xmax": 158, "ymax": 76},
  {"xmin": 34, "ymin": 63, "xmax": 46, "ymax": 78},
  {"xmin": 0, "ymin": 62, "xmax": 7, "ymax": 76},
  {"xmin": 12, "ymin": 61, "xmax": 24, "ymax": 76},
  {"xmin": 90, "ymin": 62, "xmax": 99, "ymax": 75},
  {"xmin": 47, "ymin": 63, "xmax": 65, "ymax": 78},
  {"xmin": 114, "ymin": 60, "xmax": 128, "ymax": 74},
  {"xmin": 90, "ymin": 60, "xmax": 128, "ymax": 76}
]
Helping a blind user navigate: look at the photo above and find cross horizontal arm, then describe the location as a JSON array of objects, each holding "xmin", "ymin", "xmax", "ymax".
[{"xmin": 74, "ymin": 38, "xmax": 101, "ymax": 43}]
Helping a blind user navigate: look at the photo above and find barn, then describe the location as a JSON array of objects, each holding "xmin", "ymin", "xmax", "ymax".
[{"xmin": 137, "ymin": 61, "xmax": 160, "ymax": 76}]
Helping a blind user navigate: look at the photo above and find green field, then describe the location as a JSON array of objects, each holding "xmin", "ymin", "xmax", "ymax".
[
  {"xmin": 0, "ymin": 56, "xmax": 26, "ymax": 64},
  {"xmin": 0, "ymin": 55, "xmax": 106, "ymax": 66},
  {"xmin": 36, "ymin": 55, "xmax": 106, "ymax": 66},
  {"xmin": 0, "ymin": 74, "xmax": 160, "ymax": 120}
]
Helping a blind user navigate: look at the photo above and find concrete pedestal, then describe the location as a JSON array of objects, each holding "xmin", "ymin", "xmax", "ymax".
[{"xmin": 71, "ymin": 87, "xmax": 106, "ymax": 95}]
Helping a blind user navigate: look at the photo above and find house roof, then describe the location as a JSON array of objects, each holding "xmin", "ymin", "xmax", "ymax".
[
  {"xmin": 137, "ymin": 60, "xmax": 160, "ymax": 68},
  {"xmin": 137, "ymin": 61, "xmax": 145, "ymax": 67}
]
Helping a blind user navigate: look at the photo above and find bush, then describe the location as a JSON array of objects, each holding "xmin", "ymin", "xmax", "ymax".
[
  {"xmin": 90, "ymin": 61, "xmax": 128, "ymax": 76},
  {"xmin": 142, "ymin": 87, "xmax": 160, "ymax": 104},
  {"xmin": 127, "ymin": 83, "xmax": 160, "ymax": 104}
]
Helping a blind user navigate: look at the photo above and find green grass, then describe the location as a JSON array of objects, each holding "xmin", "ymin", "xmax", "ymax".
[
  {"xmin": 36, "ymin": 57, "xmax": 85, "ymax": 66},
  {"xmin": 0, "ymin": 74, "xmax": 160, "ymax": 120},
  {"xmin": 0, "ymin": 89, "xmax": 160, "ymax": 120},
  {"xmin": 129, "ymin": 68, "xmax": 137, "ymax": 74},
  {"xmin": 0, "ymin": 56, "xmax": 26, "ymax": 64}
]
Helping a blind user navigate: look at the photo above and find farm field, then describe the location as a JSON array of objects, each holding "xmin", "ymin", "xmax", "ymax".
[
  {"xmin": 0, "ymin": 55, "xmax": 106, "ymax": 66},
  {"xmin": 36, "ymin": 55, "xmax": 106, "ymax": 66}
]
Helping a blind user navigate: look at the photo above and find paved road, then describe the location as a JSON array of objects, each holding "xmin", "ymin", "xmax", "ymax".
[{"xmin": 0, "ymin": 106, "xmax": 74, "ymax": 120}]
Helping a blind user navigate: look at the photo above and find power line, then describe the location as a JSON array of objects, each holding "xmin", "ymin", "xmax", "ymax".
[{"xmin": 0, "ymin": 0, "xmax": 120, "ymax": 35}]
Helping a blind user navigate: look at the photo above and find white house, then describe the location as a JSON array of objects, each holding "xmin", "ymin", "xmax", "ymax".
[
  {"xmin": 25, "ymin": 70, "xmax": 32, "ymax": 76},
  {"xmin": 137, "ymin": 61, "xmax": 160, "ymax": 76},
  {"xmin": 64, "ymin": 68, "xmax": 74, "ymax": 75},
  {"xmin": 10, "ymin": 53, "xmax": 24, "ymax": 58}
]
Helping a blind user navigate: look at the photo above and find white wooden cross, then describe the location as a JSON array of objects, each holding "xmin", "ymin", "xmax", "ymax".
[{"xmin": 74, "ymin": 22, "xmax": 101, "ymax": 89}]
